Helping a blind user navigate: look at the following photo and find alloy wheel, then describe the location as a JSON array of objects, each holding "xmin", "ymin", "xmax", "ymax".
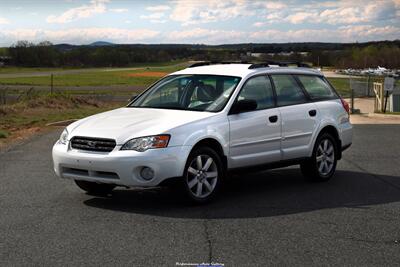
[
  {"xmin": 186, "ymin": 154, "xmax": 218, "ymax": 198},
  {"xmin": 316, "ymin": 139, "xmax": 335, "ymax": 176}
]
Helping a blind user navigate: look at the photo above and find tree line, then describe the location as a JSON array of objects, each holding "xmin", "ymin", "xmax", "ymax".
[{"xmin": 3, "ymin": 40, "xmax": 400, "ymax": 69}]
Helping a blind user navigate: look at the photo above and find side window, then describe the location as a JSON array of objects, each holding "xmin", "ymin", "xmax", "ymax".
[
  {"xmin": 271, "ymin": 75, "xmax": 307, "ymax": 106},
  {"xmin": 297, "ymin": 75, "xmax": 336, "ymax": 99},
  {"xmin": 237, "ymin": 76, "xmax": 275, "ymax": 110}
]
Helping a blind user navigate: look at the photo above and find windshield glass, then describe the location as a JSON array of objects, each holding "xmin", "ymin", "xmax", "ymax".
[{"xmin": 128, "ymin": 75, "xmax": 241, "ymax": 112}]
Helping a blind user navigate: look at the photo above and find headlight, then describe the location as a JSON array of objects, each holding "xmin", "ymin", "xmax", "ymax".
[
  {"xmin": 121, "ymin": 135, "xmax": 170, "ymax": 152},
  {"xmin": 59, "ymin": 128, "xmax": 69, "ymax": 145}
]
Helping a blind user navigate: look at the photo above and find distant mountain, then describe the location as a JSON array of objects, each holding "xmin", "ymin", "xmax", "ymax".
[{"xmin": 89, "ymin": 41, "xmax": 114, "ymax": 46}]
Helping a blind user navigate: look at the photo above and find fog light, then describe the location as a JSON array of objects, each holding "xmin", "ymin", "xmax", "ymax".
[{"xmin": 140, "ymin": 167, "xmax": 154, "ymax": 180}]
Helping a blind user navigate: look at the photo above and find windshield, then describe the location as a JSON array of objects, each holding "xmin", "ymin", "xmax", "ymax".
[{"xmin": 128, "ymin": 75, "xmax": 241, "ymax": 112}]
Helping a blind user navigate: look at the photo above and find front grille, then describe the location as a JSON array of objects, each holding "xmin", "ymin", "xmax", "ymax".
[{"xmin": 70, "ymin": 136, "xmax": 116, "ymax": 152}]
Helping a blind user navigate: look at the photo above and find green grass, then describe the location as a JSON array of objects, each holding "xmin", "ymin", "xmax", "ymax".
[
  {"xmin": 0, "ymin": 65, "xmax": 184, "ymax": 86},
  {"xmin": 0, "ymin": 67, "xmax": 73, "ymax": 74},
  {"xmin": 0, "ymin": 129, "xmax": 9, "ymax": 138},
  {"xmin": 0, "ymin": 94, "xmax": 121, "ymax": 144},
  {"xmin": 327, "ymin": 77, "xmax": 351, "ymax": 97},
  {"xmin": 0, "ymin": 60, "xmax": 187, "ymax": 74},
  {"xmin": 2, "ymin": 105, "xmax": 118, "ymax": 128}
]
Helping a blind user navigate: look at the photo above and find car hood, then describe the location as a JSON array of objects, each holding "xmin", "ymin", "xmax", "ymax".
[{"xmin": 68, "ymin": 107, "xmax": 216, "ymax": 145}]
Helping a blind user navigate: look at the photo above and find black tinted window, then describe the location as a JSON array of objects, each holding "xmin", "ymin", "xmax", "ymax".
[
  {"xmin": 271, "ymin": 75, "xmax": 306, "ymax": 106},
  {"xmin": 238, "ymin": 76, "xmax": 275, "ymax": 110},
  {"xmin": 298, "ymin": 75, "xmax": 336, "ymax": 99}
]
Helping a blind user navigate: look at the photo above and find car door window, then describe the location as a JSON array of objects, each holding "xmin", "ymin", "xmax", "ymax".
[
  {"xmin": 297, "ymin": 75, "xmax": 336, "ymax": 99},
  {"xmin": 271, "ymin": 75, "xmax": 307, "ymax": 106},
  {"xmin": 237, "ymin": 76, "xmax": 275, "ymax": 110}
]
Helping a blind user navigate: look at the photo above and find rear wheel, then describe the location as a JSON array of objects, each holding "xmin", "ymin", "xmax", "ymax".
[
  {"xmin": 182, "ymin": 147, "xmax": 224, "ymax": 204},
  {"xmin": 74, "ymin": 180, "xmax": 115, "ymax": 195},
  {"xmin": 301, "ymin": 133, "xmax": 338, "ymax": 182}
]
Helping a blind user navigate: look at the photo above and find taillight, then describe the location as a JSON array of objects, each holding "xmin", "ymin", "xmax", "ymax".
[{"xmin": 340, "ymin": 98, "xmax": 350, "ymax": 115}]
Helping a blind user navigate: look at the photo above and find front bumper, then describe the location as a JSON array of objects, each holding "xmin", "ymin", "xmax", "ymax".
[{"xmin": 52, "ymin": 142, "xmax": 191, "ymax": 187}]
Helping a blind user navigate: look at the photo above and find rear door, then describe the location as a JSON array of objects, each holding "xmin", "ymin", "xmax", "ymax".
[
  {"xmin": 270, "ymin": 74, "xmax": 319, "ymax": 160},
  {"xmin": 228, "ymin": 75, "xmax": 281, "ymax": 168}
]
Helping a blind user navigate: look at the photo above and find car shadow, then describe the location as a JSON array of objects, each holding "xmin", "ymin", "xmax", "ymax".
[{"xmin": 83, "ymin": 168, "xmax": 400, "ymax": 219}]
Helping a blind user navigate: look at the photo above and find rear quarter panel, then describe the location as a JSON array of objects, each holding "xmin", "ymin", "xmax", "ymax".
[{"xmin": 311, "ymin": 99, "xmax": 352, "ymax": 156}]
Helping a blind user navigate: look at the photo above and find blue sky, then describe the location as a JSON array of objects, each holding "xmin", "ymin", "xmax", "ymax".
[{"xmin": 0, "ymin": 0, "xmax": 399, "ymax": 46}]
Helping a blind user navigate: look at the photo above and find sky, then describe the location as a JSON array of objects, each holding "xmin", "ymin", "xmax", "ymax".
[{"xmin": 0, "ymin": 0, "xmax": 399, "ymax": 46}]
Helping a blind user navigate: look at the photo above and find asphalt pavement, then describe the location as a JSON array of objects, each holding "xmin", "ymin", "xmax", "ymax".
[{"xmin": 1, "ymin": 125, "xmax": 400, "ymax": 266}]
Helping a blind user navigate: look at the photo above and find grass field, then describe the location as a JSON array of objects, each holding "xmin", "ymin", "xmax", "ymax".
[
  {"xmin": 0, "ymin": 93, "xmax": 121, "ymax": 147},
  {"xmin": 0, "ymin": 60, "xmax": 187, "ymax": 74},
  {"xmin": 0, "ymin": 65, "xmax": 184, "ymax": 86},
  {"xmin": 0, "ymin": 63, "xmax": 355, "ymax": 97},
  {"xmin": 327, "ymin": 77, "xmax": 353, "ymax": 97}
]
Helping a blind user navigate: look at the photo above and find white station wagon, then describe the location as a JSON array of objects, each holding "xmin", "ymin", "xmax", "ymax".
[{"xmin": 53, "ymin": 61, "xmax": 352, "ymax": 203}]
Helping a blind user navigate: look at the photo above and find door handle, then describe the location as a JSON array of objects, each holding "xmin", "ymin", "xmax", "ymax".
[
  {"xmin": 269, "ymin": 115, "xmax": 278, "ymax": 123},
  {"xmin": 309, "ymin": 109, "xmax": 317, "ymax": 117}
]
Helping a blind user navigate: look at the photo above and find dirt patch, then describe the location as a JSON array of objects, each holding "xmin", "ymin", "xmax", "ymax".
[
  {"xmin": 126, "ymin": 71, "xmax": 168, "ymax": 77},
  {"xmin": 0, "ymin": 126, "xmax": 42, "ymax": 151}
]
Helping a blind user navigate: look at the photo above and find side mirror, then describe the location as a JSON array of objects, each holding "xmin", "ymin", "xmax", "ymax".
[
  {"xmin": 230, "ymin": 99, "xmax": 258, "ymax": 114},
  {"xmin": 129, "ymin": 95, "xmax": 138, "ymax": 102}
]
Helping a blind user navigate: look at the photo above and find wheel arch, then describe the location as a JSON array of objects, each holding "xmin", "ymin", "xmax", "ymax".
[
  {"xmin": 315, "ymin": 125, "xmax": 342, "ymax": 160},
  {"xmin": 191, "ymin": 138, "xmax": 228, "ymax": 171}
]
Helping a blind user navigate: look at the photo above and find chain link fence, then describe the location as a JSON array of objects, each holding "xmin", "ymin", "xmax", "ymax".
[{"xmin": 349, "ymin": 76, "xmax": 380, "ymax": 113}]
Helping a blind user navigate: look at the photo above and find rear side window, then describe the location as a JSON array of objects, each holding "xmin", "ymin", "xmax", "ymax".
[
  {"xmin": 238, "ymin": 76, "xmax": 275, "ymax": 110},
  {"xmin": 297, "ymin": 75, "xmax": 336, "ymax": 99},
  {"xmin": 271, "ymin": 75, "xmax": 307, "ymax": 106}
]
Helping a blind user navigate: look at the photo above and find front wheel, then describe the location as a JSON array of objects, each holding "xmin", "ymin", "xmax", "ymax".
[
  {"xmin": 182, "ymin": 147, "xmax": 224, "ymax": 204},
  {"xmin": 301, "ymin": 133, "xmax": 338, "ymax": 182},
  {"xmin": 74, "ymin": 180, "xmax": 115, "ymax": 196}
]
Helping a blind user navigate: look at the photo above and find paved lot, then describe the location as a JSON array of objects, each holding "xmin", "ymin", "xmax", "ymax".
[{"xmin": 1, "ymin": 125, "xmax": 400, "ymax": 266}]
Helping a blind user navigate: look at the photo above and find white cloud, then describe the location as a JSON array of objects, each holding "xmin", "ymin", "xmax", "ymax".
[
  {"xmin": 260, "ymin": 2, "xmax": 287, "ymax": 10},
  {"xmin": 169, "ymin": 0, "xmax": 254, "ymax": 25},
  {"xmin": 167, "ymin": 28, "xmax": 246, "ymax": 43},
  {"xmin": 110, "ymin": 8, "xmax": 128, "ymax": 13},
  {"xmin": 253, "ymin": 22, "xmax": 265, "ymax": 27},
  {"xmin": 46, "ymin": 0, "xmax": 109, "ymax": 24},
  {"xmin": 250, "ymin": 25, "xmax": 400, "ymax": 42},
  {"xmin": 140, "ymin": 12, "xmax": 168, "ymax": 23},
  {"xmin": 255, "ymin": 0, "xmax": 399, "ymax": 26},
  {"xmin": 146, "ymin": 5, "xmax": 171, "ymax": 12},
  {"xmin": 287, "ymin": 0, "xmax": 398, "ymax": 25},
  {"xmin": 1, "ymin": 28, "xmax": 159, "ymax": 44},
  {"xmin": 140, "ymin": 12, "xmax": 165, "ymax": 20},
  {"xmin": 0, "ymin": 17, "xmax": 10, "ymax": 24},
  {"xmin": 286, "ymin": 11, "xmax": 318, "ymax": 24},
  {"xmin": 150, "ymin": 20, "xmax": 167, "ymax": 24}
]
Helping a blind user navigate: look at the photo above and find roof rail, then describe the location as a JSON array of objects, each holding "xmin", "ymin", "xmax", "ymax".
[
  {"xmin": 248, "ymin": 60, "xmax": 311, "ymax": 69},
  {"xmin": 188, "ymin": 61, "xmax": 250, "ymax": 68}
]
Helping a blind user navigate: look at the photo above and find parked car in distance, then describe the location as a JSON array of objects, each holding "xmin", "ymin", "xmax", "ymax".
[{"xmin": 52, "ymin": 61, "xmax": 352, "ymax": 203}]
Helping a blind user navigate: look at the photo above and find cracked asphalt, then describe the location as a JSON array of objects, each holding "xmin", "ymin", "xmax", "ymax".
[{"xmin": 1, "ymin": 124, "xmax": 400, "ymax": 266}]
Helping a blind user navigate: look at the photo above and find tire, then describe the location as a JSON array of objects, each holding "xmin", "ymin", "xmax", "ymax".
[
  {"xmin": 300, "ymin": 133, "xmax": 338, "ymax": 182},
  {"xmin": 74, "ymin": 180, "xmax": 115, "ymax": 196},
  {"xmin": 182, "ymin": 146, "xmax": 224, "ymax": 204}
]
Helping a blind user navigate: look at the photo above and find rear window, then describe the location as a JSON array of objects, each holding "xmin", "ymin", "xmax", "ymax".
[
  {"xmin": 271, "ymin": 75, "xmax": 307, "ymax": 106},
  {"xmin": 297, "ymin": 75, "xmax": 336, "ymax": 100}
]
